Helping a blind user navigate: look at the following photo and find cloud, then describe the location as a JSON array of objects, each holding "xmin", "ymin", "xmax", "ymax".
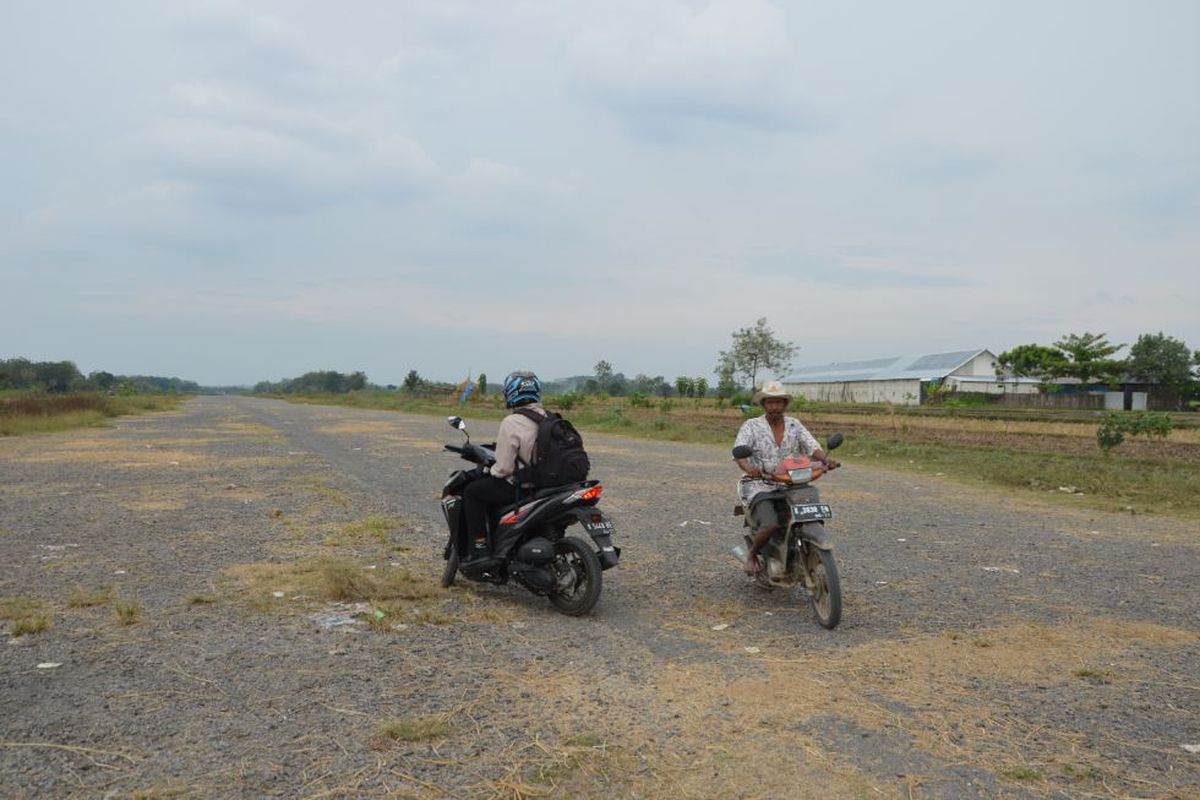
[{"xmin": 567, "ymin": 0, "xmax": 814, "ymax": 137}]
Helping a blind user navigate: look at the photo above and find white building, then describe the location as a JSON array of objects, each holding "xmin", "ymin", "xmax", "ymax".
[{"xmin": 780, "ymin": 349, "xmax": 1041, "ymax": 406}]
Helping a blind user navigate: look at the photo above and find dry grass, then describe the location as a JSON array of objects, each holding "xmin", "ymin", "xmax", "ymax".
[
  {"xmin": 1, "ymin": 596, "xmax": 52, "ymax": 636},
  {"xmin": 66, "ymin": 586, "xmax": 114, "ymax": 608},
  {"xmin": 114, "ymin": 597, "xmax": 142, "ymax": 625},
  {"xmin": 374, "ymin": 714, "xmax": 451, "ymax": 744}
]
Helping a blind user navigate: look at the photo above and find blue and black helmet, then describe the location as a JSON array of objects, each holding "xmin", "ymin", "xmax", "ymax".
[{"xmin": 502, "ymin": 371, "xmax": 541, "ymax": 408}]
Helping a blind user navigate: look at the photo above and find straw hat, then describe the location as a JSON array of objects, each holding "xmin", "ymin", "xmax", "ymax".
[{"xmin": 753, "ymin": 380, "xmax": 791, "ymax": 406}]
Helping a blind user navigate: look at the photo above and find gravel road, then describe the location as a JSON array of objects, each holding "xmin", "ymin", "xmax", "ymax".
[{"xmin": 1, "ymin": 396, "xmax": 1196, "ymax": 799}]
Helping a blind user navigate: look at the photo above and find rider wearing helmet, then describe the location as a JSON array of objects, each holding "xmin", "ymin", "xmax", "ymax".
[
  {"xmin": 460, "ymin": 371, "xmax": 548, "ymax": 565},
  {"xmin": 733, "ymin": 381, "xmax": 839, "ymax": 576}
]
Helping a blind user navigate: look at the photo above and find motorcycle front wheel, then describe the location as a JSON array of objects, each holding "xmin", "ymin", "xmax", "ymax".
[
  {"xmin": 440, "ymin": 544, "xmax": 459, "ymax": 588},
  {"xmin": 548, "ymin": 536, "xmax": 602, "ymax": 616},
  {"xmin": 803, "ymin": 545, "xmax": 842, "ymax": 629}
]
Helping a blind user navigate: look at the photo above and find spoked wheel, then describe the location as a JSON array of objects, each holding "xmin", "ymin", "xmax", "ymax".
[
  {"xmin": 802, "ymin": 545, "xmax": 842, "ymax": 629},
  {"xmin": 547, "ymin": 536, "xmax": 602, "ymax": 616},
  {"xmin": 440, "ymin": 543, "xmax": 460, "ymax": 588}
]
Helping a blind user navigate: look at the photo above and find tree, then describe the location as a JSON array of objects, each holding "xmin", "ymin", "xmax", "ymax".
[
  {"xmin": 694, "ymin": 377, "xmax": 709, "ymax": 398},
  {"xmin": 347, "ymin": 371, "xmax": 367, "ymax": 392},
  {"xmin": 996, "ymin": 344, "xmax": 1067, "ymax": 380},
  {"xmin": 477, "ymin": 373, "xmax": 487, "ymax": 396},
  {"xmin": 1127, "ymin": 333, "xmax": 1195, "ymax": 394},
  {"xmin": 674, "ymin": 376, "xmax": 693, "ymax": 398},
  {"xmin": 1052, "ymin": 332, "xmax": 1125, "ymax": 384},
  {"xmin": 403, "ymin": 369, "xmax": 424, "ymax": 393},
  {"xmin": 715, "ymin": 318, "xmax": 796, "ymax": 390}
]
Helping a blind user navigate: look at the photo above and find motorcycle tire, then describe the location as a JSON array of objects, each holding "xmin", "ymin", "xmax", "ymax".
[
  {"xmin": 440, "ymin": 544, "xmax": 459, "ymax": 588},
  {"xmin": 547, "ymin": 536, "xmax": 602, "ymax": 617},
  {"xmin": 803, "ymin": 545, "xmax": 842, "ymax": 629}
]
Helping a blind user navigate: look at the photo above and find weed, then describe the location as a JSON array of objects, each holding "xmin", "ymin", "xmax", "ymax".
[
  {"xmin": 11, "ymin": 616, "xmax": 51, "ymax": 636},
  {"xmin": 1072, "ymin": 668, "xmax": 1113, "ymax": 684},
  {"xmin": 375, "ymin": 714, "xmax": 449, "ymax": 743},
  {"xmin": 1001, "ymin": 766, "xmax": 1042, "ymax": 781},
  {"xmin": 1, "ymin": 597, "xmax": 50, "ymax": 635},
  {"xmin": 410, "ymin": 608, "xmax": 454, "ymax": 626},
  {"xmin": 972, "ymin": 637, "xmax": 993, "ymax": 648},
  {"xmin": 66, "ymin": 586, "xmax": 114, "ymax": 608},
  {"xmin": 1063, "ymin": 763, "xmax": 1104, "ymax": 781},
  {"xmin": 186, "ymin": 594, "xmax": 217, "ymax": 606},
  {"xmin": 338, "ymin": 515, "xmax": 402, "ymax": 546},
  {"xmin": 114, "ymin": 597, "xmax": 142, "ymax": 625}
]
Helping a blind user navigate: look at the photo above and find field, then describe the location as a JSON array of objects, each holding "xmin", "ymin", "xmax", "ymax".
[
  {"xmin": 0, "ymin": 392, "xmax": 187, "ymax": 436},
  {"xmin": 280, "ymin": 392, "xmax": 1200, "ymax": 520}
]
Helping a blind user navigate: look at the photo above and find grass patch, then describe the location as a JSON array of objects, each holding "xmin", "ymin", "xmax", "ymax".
[
  {"xmin": 374, "ymin": 714, "xmax": 450, "ymax": 743},
  {"xmin": 227, "ymin": 557, "xmax": 442, "ymax": 616},
  {"xmin": 0, "ymin": 393, "xmax": 186, "ymax": 436},
  {"xmin": 1000, "ymin": 765, "xmax": 1043, "ymax": 782},
  {"xmin": 327, "ymin": 515, "xmax": 402, "ymax": 547},
  {"xmin": 186, "ymin": 594, "xmax": 217, "ymax": 606},
  {"xmin": 1, "ymin": 597, "xmax": 52, "ymax": 636},
  {"xmin": 1072, "ymin": 668, "xmax": 1113, "ymax": 684},
  {"xmin": 66, "ymin": 586, "xmax": 114, "ymax": 608},
  {"xmin": 114, "ymin": 597, "xmax": 142, "ymax": 625}
]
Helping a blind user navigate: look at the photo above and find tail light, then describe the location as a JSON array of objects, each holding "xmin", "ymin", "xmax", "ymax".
[{"xmin": 569, "ymin": 484, "xmax": 603, "ymax": 504}]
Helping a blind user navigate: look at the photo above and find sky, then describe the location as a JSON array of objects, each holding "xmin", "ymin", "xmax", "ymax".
[{"xmin": 2, "ymin": 0, "xmax": 1197, "ymax": 387}]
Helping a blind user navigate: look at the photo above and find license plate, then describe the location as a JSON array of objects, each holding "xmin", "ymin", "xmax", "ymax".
[
  {"xmin": 791, "ymin": 503, "xmax": 832, "ymax": 521},
  {"xmin": 582, "ymin": 518, "xmax": 615, "ymax": 534}
]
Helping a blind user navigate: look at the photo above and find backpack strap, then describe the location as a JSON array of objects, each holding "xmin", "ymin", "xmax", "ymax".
[{"xmin": 512, "ymin": 406, "xmax": 548, "ymax": 463}]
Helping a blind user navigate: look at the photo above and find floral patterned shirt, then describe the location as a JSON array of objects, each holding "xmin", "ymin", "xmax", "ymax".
[{"xmin": 734, "ymin": 415, "xmax": 821, "ymax": 504}]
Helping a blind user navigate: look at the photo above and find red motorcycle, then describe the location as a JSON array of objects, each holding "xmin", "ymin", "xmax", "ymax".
[{"xmin": 731, "ymin": 433, "xmax": 844, "ymax": 629}]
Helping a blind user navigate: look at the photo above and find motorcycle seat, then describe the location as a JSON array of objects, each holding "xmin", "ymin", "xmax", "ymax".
[{"xmin": 495, "ymin": 480, "xmax": 598, "ymax": 518}]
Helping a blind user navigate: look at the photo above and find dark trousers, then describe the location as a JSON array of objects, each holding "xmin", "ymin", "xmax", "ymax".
[{"xmin": 462, "ymin": 476, "xmax": 518, "ymax": 557}]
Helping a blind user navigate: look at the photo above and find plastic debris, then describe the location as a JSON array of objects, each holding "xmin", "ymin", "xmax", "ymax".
[
  {"xmin": 982, "ymin": 567, "xmax": 1020, "ymax": 574},
  {"xmin": 743, "ymin": 647, "xmax": 761, "ymax": 654},
  {"xmin": 896, "ymin": 538, "xmax": 907, "ymax": 542},
  {"xmin": 678, "ymin": 519, "xmax": 713, "ymax": 527},
  {"xmin": 1182, "ymin": 744, "xmax": 1200, "ymax": 754},
  {"xmin": 392, "ymin": 623, "xmax": 409, "ymax": 631},
  {"xmin": 711, "ymin": 623, "xmax": 730, "ymax": 631},
  {"xmin": 36, "ymin": 662, "xmax": 62, "ymax": 669},
  {"xmin": 272, "ymin": 591, "xmax": 285, "ymax": 598},
  {"xmin": 114, "ymin": 570, "xmax": 126, "ymax": 575},
  {"xmin": 875, "ymin": 581, "xmax": 889, "ymax": 586},
  {"xmin": 373, "ymin": 610, "xmax": 386, "ymax": 620}
]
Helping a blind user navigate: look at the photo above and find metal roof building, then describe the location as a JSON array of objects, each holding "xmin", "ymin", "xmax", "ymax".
[{"xmin": 781, "ymin": 349, "xmax": 1040, "ymax": 405}]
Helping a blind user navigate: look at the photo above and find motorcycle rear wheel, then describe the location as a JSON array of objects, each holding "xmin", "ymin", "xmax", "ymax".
[
  {"xmin": 548, "ymin": 536, "xmax": 602, "ymax": 616},
  {"xmin": 803, "ymin": 546, "xmax": 842, "ymax": 629},
  {"xmin": 440, "ymin": 544, "xmax": 459, "ymax": 588}
]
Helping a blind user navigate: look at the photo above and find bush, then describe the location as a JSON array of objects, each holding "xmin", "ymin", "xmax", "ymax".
[
  {"xmin": 629, "ymin": 393, "xmax": 652, "ymax": 408},
  {"xmin": 1096, "ymin": 411, "xmax": 1173, "ymax": 454}
]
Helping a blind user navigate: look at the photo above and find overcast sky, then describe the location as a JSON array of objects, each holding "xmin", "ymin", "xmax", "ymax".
[{"xmin": 3, "ymin": 1, "xmax": 1197, "ymax": 387}]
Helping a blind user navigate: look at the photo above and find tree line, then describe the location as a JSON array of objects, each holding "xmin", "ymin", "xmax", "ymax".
[
  {"xmin": 998, "ymin": 332, "xmax": 1199, "ymax": 403},
  {"xmin": 0, "ymin": 357, "xmax": 199, "ymax": 395}
]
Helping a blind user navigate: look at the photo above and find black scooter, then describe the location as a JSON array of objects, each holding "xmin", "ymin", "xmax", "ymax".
[{"xmin": 438, "ymin": 416, "xmax": 620, "ymax": 616}]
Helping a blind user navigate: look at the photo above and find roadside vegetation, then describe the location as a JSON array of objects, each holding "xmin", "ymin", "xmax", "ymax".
[
  {"xmin": 278, "ymin": 390, "xmax": 1200, "ymax": 520},
  {"xmin": 0, "ymin": 392, "xmax": 187, "ymax": 436}
]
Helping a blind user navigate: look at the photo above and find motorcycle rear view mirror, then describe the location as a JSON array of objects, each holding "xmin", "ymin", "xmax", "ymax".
[
  {"xmin": 826, "ymin": 432, "xmax": 844, "ymax": 451},
  {"xmin": 447, "ymin": 416, "xmax": 467, "ymax": 433},
  {"xmin": 731, "ymin": 445, "xmax": 754, "ymax": 460}
]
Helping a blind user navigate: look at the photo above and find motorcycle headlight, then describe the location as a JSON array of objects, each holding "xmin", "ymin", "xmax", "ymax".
[{"xmin": 787, "ymin": 466, "xmax": 813, "ymax": 484}]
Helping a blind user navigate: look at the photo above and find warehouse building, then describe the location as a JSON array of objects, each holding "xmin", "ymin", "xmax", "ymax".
[{"xmin": 780, "ymin": 349, "xmax": 1040, "ymax": 406}]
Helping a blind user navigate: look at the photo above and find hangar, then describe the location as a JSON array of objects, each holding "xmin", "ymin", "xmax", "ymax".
[{"xmin": 780, "ymin": 349, "xmax": 1040, "ymax": 406}]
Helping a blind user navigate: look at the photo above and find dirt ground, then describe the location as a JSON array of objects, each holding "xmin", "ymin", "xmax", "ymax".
[{"xmin": 1, "ymin": 396, "xmax": 1197, "ymax": 799}]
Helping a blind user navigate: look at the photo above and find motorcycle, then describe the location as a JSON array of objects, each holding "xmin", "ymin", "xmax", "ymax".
[
  {"xmin": 438, "ymin": 416, "xmax": 620, "ymax": 616},
  {"xmin": 731, "ymin": 433, "xmax": 845, "ymax": 629}
]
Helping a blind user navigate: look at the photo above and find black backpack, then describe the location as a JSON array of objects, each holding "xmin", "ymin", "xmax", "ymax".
[{"xmin": 515, "ymin": 407, "xmax": 590, "ymax": 487}]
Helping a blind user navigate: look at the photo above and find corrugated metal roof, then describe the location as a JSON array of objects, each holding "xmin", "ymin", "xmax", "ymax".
[{"xmin": 783, "ymin": 349, "xmax": 985, "ymax": 383}]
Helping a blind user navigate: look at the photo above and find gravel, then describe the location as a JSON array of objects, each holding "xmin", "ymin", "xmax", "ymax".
[{"xmin": 1, "ymin": 395, "xmax": 1196, "ymax": 798}]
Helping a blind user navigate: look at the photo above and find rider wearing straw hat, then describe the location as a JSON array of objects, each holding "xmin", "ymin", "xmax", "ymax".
[{"xmin": 732, "ymin": 381, "xmax": 839, "ymax": 576}]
